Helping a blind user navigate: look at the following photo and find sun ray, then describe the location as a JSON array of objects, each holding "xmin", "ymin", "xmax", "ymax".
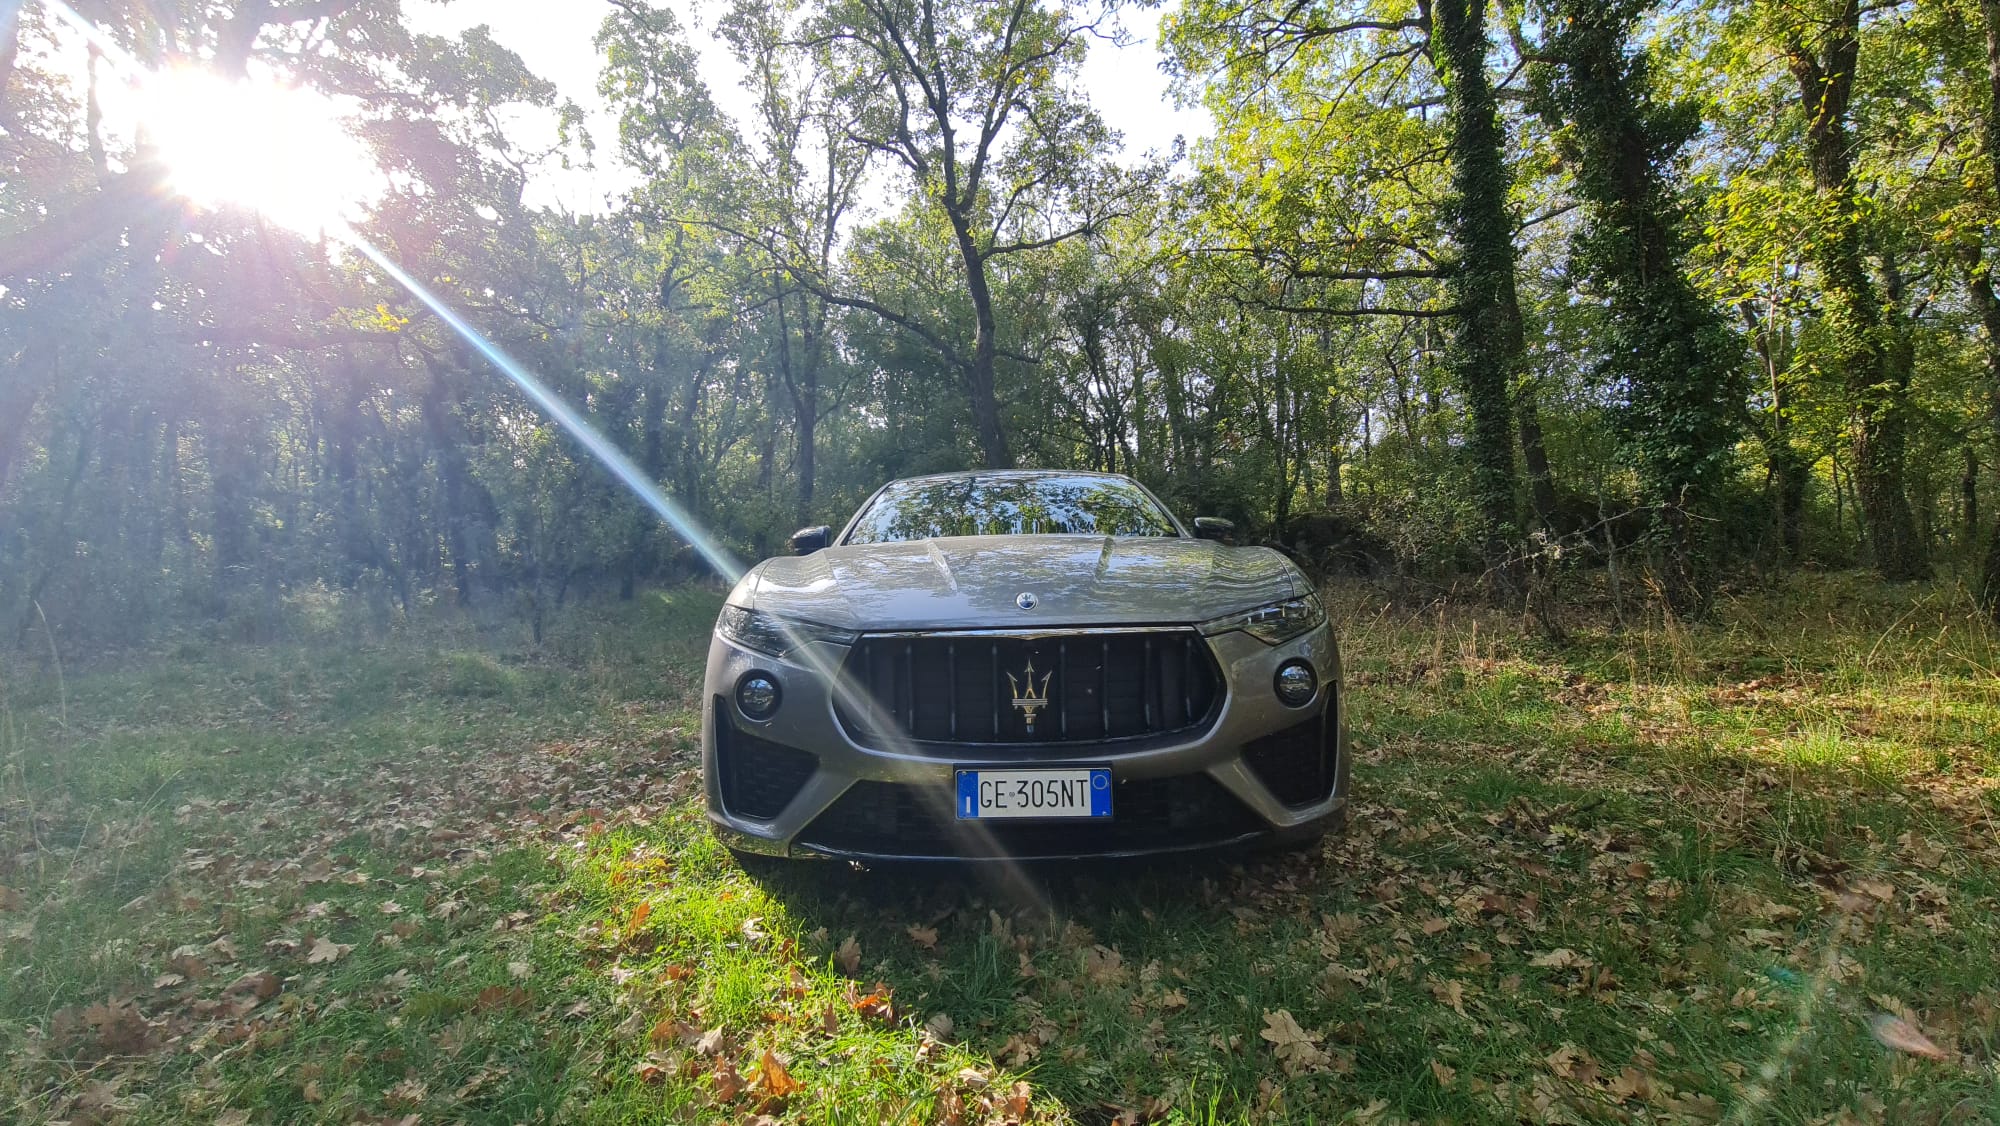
[{"xmin": 135, "ymin": 66, "xmax": 382, "ymax": 236}]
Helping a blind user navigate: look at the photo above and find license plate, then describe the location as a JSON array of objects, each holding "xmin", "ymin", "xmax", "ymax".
[{"xmin": 954, "ymin": 767, "xmax": 1112, "ymax": 820}]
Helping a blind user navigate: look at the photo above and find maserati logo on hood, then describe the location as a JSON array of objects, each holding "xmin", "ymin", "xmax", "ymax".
[{"xmin": 1008, "ymin": 659, "xmax": 1053, "ymax": 731}]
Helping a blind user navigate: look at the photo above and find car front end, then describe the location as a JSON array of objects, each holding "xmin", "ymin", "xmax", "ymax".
[{"xmin": 700, "ymin": 471, "xmax": 1348, "ymax": 862}]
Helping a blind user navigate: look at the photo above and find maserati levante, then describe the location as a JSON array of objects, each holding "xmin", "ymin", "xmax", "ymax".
[{"xmin": 701, "ymin": 470, "xmax": 1347, "ymax": 861}]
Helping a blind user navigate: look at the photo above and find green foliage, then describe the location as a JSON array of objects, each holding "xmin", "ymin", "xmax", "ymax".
[
  {"xmin": 1531, "ymin": 0, "xmax": 1747, "ymax": 610},
  {"xmin": 3, "ymin": 0, "xmax": 2000, "ymax": 646}
]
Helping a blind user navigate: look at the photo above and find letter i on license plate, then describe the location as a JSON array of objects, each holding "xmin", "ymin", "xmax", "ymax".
[{"xmin": 954, "ymin": 767, "xmax": 1113, "ymax": 820}]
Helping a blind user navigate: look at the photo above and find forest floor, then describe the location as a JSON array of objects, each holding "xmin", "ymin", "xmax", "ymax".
[{"xmin": 1, "ymin": 573, "xmax": 1997, "ymax": 1124}]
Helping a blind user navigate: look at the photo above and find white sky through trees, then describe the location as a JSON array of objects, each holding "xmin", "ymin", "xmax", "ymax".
[{"xmin": 404, "ymin": 0, "xmax": 1212, "ymax": 216}]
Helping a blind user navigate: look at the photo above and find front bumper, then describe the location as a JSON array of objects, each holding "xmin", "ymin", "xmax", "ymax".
[{"xmin": 700, "ymin": 623, "xmax": 1347, "ymax": 861}]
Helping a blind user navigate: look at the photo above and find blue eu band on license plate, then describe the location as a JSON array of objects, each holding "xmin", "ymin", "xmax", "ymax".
[{"xmin": 955, "ymin": 767, "xmax": 1113, "ymax": 820}]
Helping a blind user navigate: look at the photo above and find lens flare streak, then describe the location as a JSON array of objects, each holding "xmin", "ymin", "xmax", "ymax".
[{"xmin": 346, "ymin": 236, "xmax": 744, "ymax": 583}]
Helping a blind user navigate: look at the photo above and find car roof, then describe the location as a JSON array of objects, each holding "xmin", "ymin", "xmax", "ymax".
[{"xmin": 885, "ymin": 469, "xmax": 1135, "ymax": 485}]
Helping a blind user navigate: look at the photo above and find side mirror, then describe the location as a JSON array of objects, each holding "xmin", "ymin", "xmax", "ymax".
[
  {"xmin": 789, "ymin": 525, "xmax": 832, "ymax": 555},
  {"xmin": 1191, "ymin": 517, "xmax": 1236, "ymax": 543}
]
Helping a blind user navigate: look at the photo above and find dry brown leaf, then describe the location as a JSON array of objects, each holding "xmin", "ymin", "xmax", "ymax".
[
  {"xmin": 907, "ymin": 924, "xmax": 940, "ymax": 950},
  {"xmin": 306, "ymin": 936, "xmax": 351, "ymax": 964},
  {"xmin": 1259, "ymin": 1009, "xmax": 1330, "ymax": 1075},
  {"xmin": 383, "ymin": 1076, "xmax": 427, "ymax": 1107},
  {"xmin": 711, "ymin": 1057, "xmax": 746, "ymax": 1102},
  {"xmin": 1868, "ymin": 1013, "xmax": 1948, "ymax": 1061},
  {"xmin": 925, "ymin": 1011, "xmax": 955, "ymax": 1040},
  {"xmin": 1004, "ymin": 1080, "xmax": 1033, "ymax": 1118},
  {"xmin": 0, "ymin": 886, "xmax": 23, "ymax": 911},
  {"xmin": 954, "ymin": 1066, "xmax": 990, "ymax": 1089},
  {"xmin": 1430, "ymin": 1059, "xmax": 1456, "ymax": 1086},
  {"xmin": 1160, "ymin": 988, "xmax": 1189, "ymax": 1010},
  {"xmin": 835, "ymin": 934, "xmax": 862, "ymax": 975},
  {"xmin": 226, "ymin": 970, "xmax": 282, "ymax": 999},
  {"xmin": 625, "ymin": 900, "xmax": 653, "ymax": 938},
  {"xmin": 1606, "ymin": 1065, "xmax": 1652, "ymax": 1101},
  {"xmin": 753, "ymin": 1049, "xmax": 802, "ymax": 1099}
]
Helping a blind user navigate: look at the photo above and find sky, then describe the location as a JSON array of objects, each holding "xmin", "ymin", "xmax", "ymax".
[{"xmin": 401, "ymin": 0, "xmax": 1212, "ymax": 215}]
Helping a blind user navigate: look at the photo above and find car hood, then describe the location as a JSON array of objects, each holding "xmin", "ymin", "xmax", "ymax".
[{"xmin": 732, "ymin": 535, "xmax": 1300, "ymax": 631}]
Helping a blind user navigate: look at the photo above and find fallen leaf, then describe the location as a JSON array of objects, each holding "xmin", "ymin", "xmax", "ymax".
[
  {"xmin": 384, "ymin": 1076, "xmax": 427, "ymax": 1107},
  {"xmin": 0, "ymin": 886, "xmax": 24, "ymax": 911},
  {"xmin": 1607, "ymin": 1065, "xmax": 1652, "ymax": 1101},
  {"xmin": 1868, "ymin": 1013, "xmax": 1948, "ymax": 1061},
  {"xmin": 955, "ymin": 1066, "xmax": 990, "ymax": 1089},
  {"xmin": 907, "ymin": 924, "xmax": 939, "ymax": 949},
  {"xmin": 1530, "ymin": 948, "xmax": 1588, "ymax": 969},
  {"xmin": 1160, "ymin": 989, "xmax": 1189, "ymax": 1010},
  {"xmin": 306, "ymin": 937, "xmax": 351, "ymax": 965},
  {"xmin": 711, "ymin": 1057, "xmax": 746, "ymax": 1102},
  {"xmin": 625, "ymin": 900, "xmax": 653, "ymax": 938},
  {"xmin": 1259, "ymin": 1009, "xmax": 1330, "ymax": 1075},
  {"xmin": 508, "ymin": 960, "xmax": 532, "ymax": 980},
  {"xmin": 1430, "ymin": 1059, "xmax": 1456, "ymax": 1086},
  {"xmin": 925, "ymin": 1011, "xmax": 955, "ymax": 1040},
  {"xmin": 226, "ymin": 971, "xmax": 282, "ymax": 1000},
  {"xmin": 753, "ymin": 1049, "xmax": 802, "ymax": 1099},
  {"xmin": 1005, "ymin": 1080, "xmax": 1033, "ymax": 1117},
  {"xmin": 1083, "ymin": 944, "xmax": 1127, "ymax": 984},
  {"xmin": 835, "ymin": 935, "xmax": 862, "ymax": 975}
]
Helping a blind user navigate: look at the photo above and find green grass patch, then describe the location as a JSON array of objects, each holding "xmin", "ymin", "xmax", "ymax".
[{"xmin": 1, "ymin": 573, "xmax": 1997, "ymax": 1123}]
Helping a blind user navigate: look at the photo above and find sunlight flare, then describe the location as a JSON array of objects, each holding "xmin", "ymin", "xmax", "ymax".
[{"xmin": 136, "ymin": 66, "xmax": 381, "ymax": 236}]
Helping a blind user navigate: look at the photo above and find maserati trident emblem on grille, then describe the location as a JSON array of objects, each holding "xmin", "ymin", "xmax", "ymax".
[{"xmin": 1008, "ymin": 659, "xmax": 1053, "ymax": 732}]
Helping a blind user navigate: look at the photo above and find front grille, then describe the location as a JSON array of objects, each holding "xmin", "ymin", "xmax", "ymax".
[
  {"xmin": 795, "ymin": 773, "xmax": 1264, "ymax": 859},
  {"xmin": 1242, "ymin": 713, "xmax": 1336, "ymax": 807},
  {"xmin": 836, "ymin": 631, "xmax": 1221, "ymax": 748},
  {"xmin": 713, "ymin": 701, "xmax": 818, "ymax": 819}
]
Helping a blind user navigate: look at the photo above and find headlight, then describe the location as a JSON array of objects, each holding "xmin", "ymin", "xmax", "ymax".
[
  {"xmin": 1198, "ymin": 594, "xmax": 1325, "ymax": 646},
  {"xmin": 716, "ymin": 605, "xmax": 856, "ymax": 657}
]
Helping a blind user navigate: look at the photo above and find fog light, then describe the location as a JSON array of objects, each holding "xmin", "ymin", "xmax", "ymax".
[
  {"xmin": 1274, "ymin": 661, "xmax": 1317, "ymax": 707},
  {"xmin": 736, "ymin": 673, "xmax": 781, "ymax": 720}
]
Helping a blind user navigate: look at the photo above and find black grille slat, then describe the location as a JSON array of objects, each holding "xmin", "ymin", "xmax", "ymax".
[{"xmin": 836, "ymin": 631, "xmax": 1222, "ymax": 750}]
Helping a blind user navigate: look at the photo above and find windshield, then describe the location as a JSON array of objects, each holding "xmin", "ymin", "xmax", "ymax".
[{"xmin": 843, "ymin": 474, "xmax": 1181, "ymax": 544}]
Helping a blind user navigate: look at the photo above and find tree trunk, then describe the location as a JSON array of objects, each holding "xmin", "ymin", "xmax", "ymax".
[
  {"xmin": 1516, "ymin": 389, "xmax": 1557, "ymax": 531},
  {"xmin": 1433, "ymin": 0, "xmax": 1525, "ymax": 587},
  {"xmin": 1789, "ymin": 1, "xmax": 1927, "ymax": 580},
  {"xmin": 947, "ymin": 214, "xmax": 1012, "ymax": 468},
  {"xmin": 1968, "ymin": 0, "xmax": 2000, "ymax": 616}
]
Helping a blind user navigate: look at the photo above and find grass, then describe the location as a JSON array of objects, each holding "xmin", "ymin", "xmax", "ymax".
[{"xmin": 1, "ymin": 572, "xmax": 1997, "ymax": 1123}]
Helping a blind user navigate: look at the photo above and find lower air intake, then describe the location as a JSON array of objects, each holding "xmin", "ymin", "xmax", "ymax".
[
  {"xmin": 795, "ymin": 772, "xmax": 1263, "ymax": 859},
  {"xmin": 713, "ymin": 702, "xmax": 818, "ymax": 820}
]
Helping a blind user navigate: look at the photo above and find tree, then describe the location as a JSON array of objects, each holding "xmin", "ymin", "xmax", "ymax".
[
  {"xmin": 1782, "ymin": 0, "xmax": 1929, "ymax": 579},
  {"xmin": 1529, "ymin": 0, "xmax": 1744, "ymax": 613},
  {"xmin": 1165, "ymin": 0, "xmax": 1532, "ymax": 582},
  {"xmin": 812, "ymin": 0, "xmax": 1139, "ymax": 467}
]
